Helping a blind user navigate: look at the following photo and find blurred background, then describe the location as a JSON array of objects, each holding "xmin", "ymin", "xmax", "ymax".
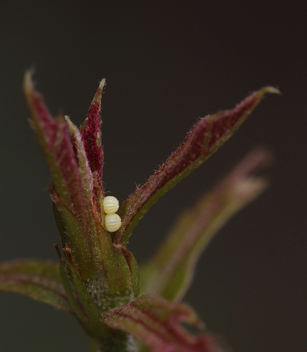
[{"xmin": 1, "ymin": 1, "xmax": 306, "ymax": 351}]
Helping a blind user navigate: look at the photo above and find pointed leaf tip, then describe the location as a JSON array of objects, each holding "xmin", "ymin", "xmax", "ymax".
[
  {"xmin": 24, "ymin": 73, "xmax": 87, "ymax": 217},
  {"xmin": 116, "ymin": 87, "xmax": 278, "ymax": 245},
  {"xmin": 80, "ymin": 80, "xmax": 104, "ymax": 183},
  {"xmin": 23, "ymin": 70, "xmax": 34, "ymax": 92},
  {"xmin": 92, "ymin": 78, "xmax": 106, "ymax": 104},
  {"xmin": 258, "ymin": 86, "xmax": 281, "ymax": 96},
  {"xmin": 99, "ymin": 78, "xmax": 106, "ymax": 90}
]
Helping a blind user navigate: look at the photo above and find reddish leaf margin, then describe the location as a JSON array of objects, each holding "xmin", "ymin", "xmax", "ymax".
[
  {"xmin": 0, "ymin": 260, "xmax": 72, "ymax": 313},
  {"xmin": 23, "ymin": 72, "xmax": 87, "ymax": 219},
  {"xmin": 140, "ymin": 148, "xmax": 272, "ymax": 301},
  {"xmin": 116, "ymin": 87, "xmax": 279, "ymax": 245},
  {"xmin": 103, "ymin": 294, "xmax": 224, "ymax": 352}
]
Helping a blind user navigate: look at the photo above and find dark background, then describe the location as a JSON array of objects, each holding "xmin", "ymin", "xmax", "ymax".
[{"xmin": 1, "ymin": 1, "xmax": 306, "ymax": 351}]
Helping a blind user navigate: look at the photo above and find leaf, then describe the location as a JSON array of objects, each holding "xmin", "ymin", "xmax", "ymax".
[
  {"xmin": 140, "ymin": 148, "xmax": 272, "ymax": 302},
  {"xmin": 57, "ymin": 251, "xmax": 114, "ymax": 339},
  {"xmin": 23, "ymin": 71, "xmax": 87, "ymax": 219},
  {"xmin": 80, "ymin": 79, "xmax": 106, "ymax": 211},
  {"xmin": 118, "ymin": 244, "xmax": 140, "ymax": 297},
  {"xmin": 51, "ymin": 194, "xmax": 98, "ymax": 279},
  {"xmin": 65, "ymin": 116, "xmax": 94, "ymax": 207},
  {"xmin": 103, "ymin": 294, "xmax": 224, "ymax": 352},
  {"xmin": 0, "ymin": 260, "xmax": 72, "ymax": 313},
  {"xmin": 53, "ymin": 192, "xmax": 133, "ymax": 290},
  {"xmin": 25, "ymin": 74, "xmax": 131, "ymax": 286},
  {"xmin": 80, "ymin": 79, "xmax": 105, "ymax": 184},
  {"xmin": 56, "ymin": 246, "xmax": 134, "ymax": 340},
  {"xmin": 116, "ymin": 87, "xmax": 279, "ymax": 245}
]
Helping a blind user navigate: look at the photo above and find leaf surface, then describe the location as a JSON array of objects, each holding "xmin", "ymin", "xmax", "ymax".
[
  {"xmin": 140, "ymin": 148, "xmax": 272, "ymax": 301},
  {"xmin": 23, "ymin": 72, "xmax": 86, "ymax": 218},
  {"xmin": 103, "ymin": 294, "xmax": 223, "ymax": 352},
  {"xmin": 116, "ymin": 87, "xmax": 278, "ymax": 245},
  {"xmin": 80, "ymin": 79, "xmax": 105, "ymax": 185},
  {"xmin": 0, "ymin": 260, "xmax": 72, "ymax": 313}
]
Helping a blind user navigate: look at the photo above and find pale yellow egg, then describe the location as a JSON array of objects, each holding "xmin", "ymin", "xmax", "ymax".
[
  {"xmin": 103, "ymin": 196, "xmax": 119, "ymax": 215},
  {"xmin": 105, "ymin": 214, "xmax": 122, "ymax": 232}
]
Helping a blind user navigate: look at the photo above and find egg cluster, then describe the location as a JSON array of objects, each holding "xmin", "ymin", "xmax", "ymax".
[{"xmin": 102, "ymin": 196, "xmax": 122, "ymax": 232}]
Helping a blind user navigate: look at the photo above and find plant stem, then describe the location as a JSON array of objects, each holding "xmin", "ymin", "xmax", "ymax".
[{"xmin": 88, "ymin": 334, "xmax": 137, "ymax": 352}]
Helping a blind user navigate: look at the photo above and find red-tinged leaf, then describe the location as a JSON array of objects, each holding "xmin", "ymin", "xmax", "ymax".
[
  {"xmin": 23, "ymin": 72, "xmax": 87, "ymax": 218},
  {"xmin": 0, "ymin": 260, "xmax": 72, "ymax": 313},
  {"xmin": 80, "ymin": 79, "xmax": 105, "ymax": 191},
  {"xmin": 103, "ymin": 294, "xmax": 224, "ymax": 352},
  {"xmin": 65, "ymin": 116, "xmax": 105, "ymax": 263},
  {"xmin": 65, "ymin": 116, "xmax": 94, "ymax": 207},
  {"xmin": 140, "ymin": 148, "xmax": 272, "ymax": 301},
  {"xmin": 51, "ymin": 192, "xmax": 98, "ymax": 279},
  {"xmin": 116, "ymin": 87, "xmax": 279, "ymax": 245}
]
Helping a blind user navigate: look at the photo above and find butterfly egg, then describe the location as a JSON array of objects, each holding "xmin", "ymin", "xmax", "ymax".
[
  {"xmin": 105, "ymin": 214, "xmax": 122, "ymax": 232},
  {"xmin": 103, "ymin": 196, "xmax": 119, "ymax": 215}
]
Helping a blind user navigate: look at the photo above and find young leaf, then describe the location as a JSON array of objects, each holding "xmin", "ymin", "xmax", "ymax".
[
  {"xmin": 58, "ymin": 252, "xmax": 116, "ymax": 339},
  {"xmin": 23, "ymin": 72, "xmax": 87, "ymax": 218},
  {"xmin": 51, "ymin": 194, "xmax": 99, "ymax": 279},
  {"xmin": 65, "ymin": 116, "xmax": 94, "ymax": 207},
  {"xmin": 0, "ymin": 260, "xmax": 72, "ymax": 313},
  {"xmin": 139, "ymin": 148, "xmax": 272, "ymax": 302},
  {"xmin": 103, "ymin": 294, "xmax": 224, "ymax": 352},
  {"xmin": 116, "ymin": 87, "xmax": 279, "ymax": 245},
  {"xmin": 53, "ymin": 192, "xmax": 134, "ymax": 292},
  {"xmin": 80, "ymin": 79, "xmax": 105, "ymax": 181},
  {"xmin": 80, "ymin": 79, "xmax": 106, "ymax": 207}
]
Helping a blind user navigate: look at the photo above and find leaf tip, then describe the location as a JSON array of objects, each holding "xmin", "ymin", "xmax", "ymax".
[
  {"xmin": 23, "ymin": 70, "xmax": 35, "ymax": 97},
  {"xmin": 99, "ymin": 78, "xmax": 106, "ymax": 90},
  {"xmin": 258, "ymin": 86, "xmax": 281, "ymax": 97},
  {"xmin": 92, "ymin": 78, "xmax": 106, "ymax": 104},
  {"xmin": 64, "ymin": 115, "xmax": 77, "ymax": 133}
]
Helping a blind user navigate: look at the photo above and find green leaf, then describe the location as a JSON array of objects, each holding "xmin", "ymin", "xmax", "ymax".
[
  {"xmin": 116, "ymin": 87, "xmax": 279, "ymax": 246},
  {"xmin": 54, "ymin": 196, "xmax": 133, "ymax": 293},
  {"xmin": 59, "ymin": 253, "xmax": 112, "ymax": 339},
  {"xmin": 140, "ymin": 148, "xmax": 272, "ymax": 301},
  {"xmin": 52, "ymin": 196, "xmax": 98, "ymax": 279},
  {"xmin": 103, "ymin": 294, "xmax": 223, "ymax": 352},
  {"xmin": 118, "ymin": 245, "xmax": 140, "ymax": 297},
  {"xmin": 0, "ymin": 260, "xmax": 72, "ymax": 313},
  {"xmin": 56, "ymin": 247, "xmax": 133, "ymax": 341},
  {"xmin": 95, "ymin": 222, "xmax": 133, "ymax": 294}
]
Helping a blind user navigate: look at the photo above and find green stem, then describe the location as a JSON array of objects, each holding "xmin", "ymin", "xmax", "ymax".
[{"xmin": 88, "ymin": 334, "xmax": 137, "ymax": 352}]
